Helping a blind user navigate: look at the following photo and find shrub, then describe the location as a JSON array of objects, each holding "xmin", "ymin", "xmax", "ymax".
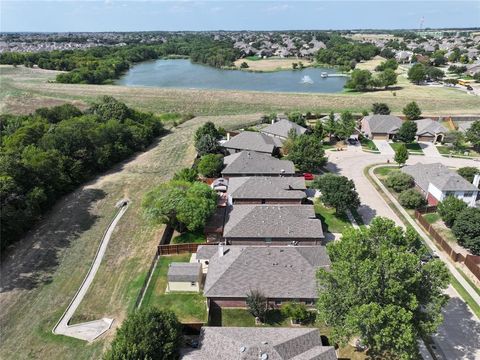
[
  {"xmin": 371, "ymin": 103, "xmax": 391, "ymax": 115},
  {"xmin": 246, "ymin": 290, "xmax": 267, "ymax": 322},
  {"xmin": 173, "ymin": 167, "xmax": 198, "ymax": 182},
  {"xmin": 402, "ymin": 102, "xmax": 422, "ymax": 120},
  {"xmin": 457, "ymin": 167, "xmax": 480, "ymax": 184},
  {"xmin": 197, "ymin": 154, "xmax": 224, "ymax": 178},
  {"xmin": 281, "ymin": 302, "xmax": 310, "ymax": 324},
  {"xmin": 399, "ymin": 189, "xmax": 426, "ymax": 209},
  {"xmin": 438, "ymin": 196, "xmax": 468, "ymax": 227},
  {"xmin": 386, "ymin": 172, "xmax": 414, "ymax": 192},
  {"xmin": 452, "ymin": 207, "xmax": 480, "ymax": 255}
]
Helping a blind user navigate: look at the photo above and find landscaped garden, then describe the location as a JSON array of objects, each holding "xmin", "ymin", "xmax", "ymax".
[{"xmin": 141, "ymin": 254, "xmax": 207, "ymax": 323}]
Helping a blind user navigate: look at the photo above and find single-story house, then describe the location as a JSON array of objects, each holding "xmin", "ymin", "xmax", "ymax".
[
  {"xmin": 167, "ymin": 262, "xmax": 202, "ymax": 292},
  {"xmin": 182, "ymin": 327, "xmax": 337, "ymax": 360},
  {"xmin": 260, "ymin": 119, "xmax": 308, "ymax": 140},
  {"xmin": 222, "ymin": 204, "xmax": 324, "ymax": 245},
  {"xmin": 402, "ymin": 163, "xmax": 479, "ymax": 206},
  {"xmin": 222, "ymin": 131, "xmax": 283, "ymax": 155},
  {"xmin": 222, "ymin": 151, "xmax": 296, "ymax": 177},
  {"xmin": 227, "ymin": 176, "xmax": 306, "ymax": 204},
  {"xmin": 199, "ymin": 245, "xmax": 330, "ymax": 308},
  {"xmin": 415, "ymin": 118, "xmax": 447, "ymax": 143},
  {"xmin": 204, "ymin": 207, "xmax": 227, "ymax": 243},
  {"xmin": 456, "ymin": 121, "xmax": 475, "ymax": 133},
  {"xmin": 360, "ymin": 115, "xmax": 403, "ymax": 140}
]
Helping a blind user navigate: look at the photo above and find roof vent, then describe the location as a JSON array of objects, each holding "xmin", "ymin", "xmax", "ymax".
[
  {"xmin": 260, "ymin": 353, "xmax": 269, "ymax": 360},
  {"xmin": 262, "ymin": 341, "xmax": 268, "ymax": 345},
  {"xmin": 240, "ymin": 346, "xmax": 246, "ymax": 353}
]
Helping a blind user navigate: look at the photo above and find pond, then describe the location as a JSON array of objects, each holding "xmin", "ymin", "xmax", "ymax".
[{"xmin": 115, "ymin": 59, "xmax": 347, "ymax": 93}]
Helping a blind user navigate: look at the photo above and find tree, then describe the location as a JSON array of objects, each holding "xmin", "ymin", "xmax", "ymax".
[
  {"xmin": 240, "ymin": 61, "xmax": 249, "ymax": 69},
  {"xmin": 375, "ymin": 58, "xmax": 398, "ymax": 71},
  {"xmin": 377, "ymin": 68, "xmax": 398, "ymax": 89},
  {"xmin": 288, "ymin": 134, "xmax": 326, "ymax": 173},
  {"xmin": 104, "ymin": 308, "xmax": 181, "ymax": 360},
  {"xmin": 402, "ymin": 101, "xmax": 422, "ymax": 120},
  {"xmin": 281, "ymin": 302, "xmax": 310, "ymax": 324},
  {"xmin": 452, "ymin": 207, "xmax": 480, "ymax": 255},
  {"xmin": 194, "ymin": 121, "xmax": 220, "ymax": 143},
  {"xmin": 394, "ymin": 144, "xmax": 409, "ymax": 166},
  {"xmin": 371, "ymin": 103, "xmax": 391, "ymax": 115},
  {"xmin": 287, "ymin": 112, "xmax": 306, "ymax": 127},
  {"xmin": 246, "ymin": 290, "xmax": 267, "ymax": 322},
  {"xmin": 466, "ymin": 120, "xmax": 480, "ymax": 151},
  {"xmin": 399, "ymin": 189, "xmax": 426, "ymax": 209},
  {"xmin": 312, "ymin": 120, "xmax": 325, "ymax": 141},
  {"xmin": 408, "ymin": 63, "xmax": 426, "ymax": 84},
  {"xmin": 292, "ymin": 62, "xmax": 298, "ymax": 70},
  {"xmin": 317, "ymin": 217, "xmax": 449, "ymax": 359},
  {"xmin": 142, "ymin": 180, "xmax": 217, "ymax": 232},
  {"xmin": 397, "ymin": 121, "xmax": 418, "ymax": 143},
  {"xmin": 313, "ymin": 174, "xmax": 360, "ymax": 214},
  {"xmin": 195, "ymin": 134, "xmax": 221, "ymax": 156},
  {"xmin": 197, "ymin": 154, "xmax": 224, "ymax": 178},
  {"xmin": 438, "ymin": 196, "xmax": 468, "ymax": 227},
  {"xmin": 324, "ymin": 111, "xmax": 337, "ymax": 142},
  {"xmin": 333, "ymin": 111, "xmax": 356, "ymax": 141},
  {"xmin": 444, "ymin": 131, "xmax": 465, "ymax": 151},
  {"xmin": 457, "ymin": 167, "xmax": 480, "ymax": 184},
  {"xmin": 385, "ymin": 172, "xmax": 414, "ymax": 192},
  {"xmin": 426, "ymin": 66, "xmax": 444, "ymax": 81},
  {"xmin": 173, "ymin": 167, "xmax": 198, "ymax": 182},
  {"xmin": 345, "ymin": 69, "xmax": 372, "ymax": 91}
]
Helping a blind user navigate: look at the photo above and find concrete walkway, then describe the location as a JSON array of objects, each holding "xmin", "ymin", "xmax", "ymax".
[
  {"xmin": 373, "ymin": 139, "xmax": 395, "ymax": 155},
  {"xmin": 419, "ymin": 142, "xmax": 442, "ymax": 157},
  {"xmin": 53, "ymin": 200, "xmax": 129, "ymax": 342}
]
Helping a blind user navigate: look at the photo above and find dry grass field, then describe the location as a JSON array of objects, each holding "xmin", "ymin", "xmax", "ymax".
[
  {"xmin": 233, "ymin": 57, "xmax": 314, "ymax": 71},
  {"xmin": 0, "ymin": 113, "xmax": 260, "ymax": 360}
]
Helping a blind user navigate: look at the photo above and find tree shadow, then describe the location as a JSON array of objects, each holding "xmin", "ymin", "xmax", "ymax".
[
  {"xmin": 357, "ymin": 204, "xmax": 377, "ymax": 225},
  {"xmin": 0, "ymin": 188, "xmax": 105, "ymax": 292}
]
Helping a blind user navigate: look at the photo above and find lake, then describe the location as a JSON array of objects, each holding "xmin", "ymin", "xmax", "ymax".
[{"xmin": 115, "ymin": 59, "xmax": 347, "ymax": 93}]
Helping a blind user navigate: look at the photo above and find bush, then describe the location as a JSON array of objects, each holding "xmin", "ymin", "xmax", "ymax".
[
  {"xmin": 386, "ymin": 172, "xmax": 414, "ymax": 192},
  {"xmin": 197, "ymin": 154, "xmax": 224, "ymax": 178},
  {"xmin": 371, "ymin": 103, "xmax": 391, "ymax": 115},
  {"xmin": 457, "ymin": 167, "xmax": 480, "ymax": 184},
  {"xmin": 246, "ymin": 290, "xmax": 267, "ymax": 322},
  {"xmin": 281, "ymin": 302, "xmax": 310, "ymax": 324},
  {"xmin": 452, "ymin": 207, "xmax": 480, "ymax": 255},
  {"xmin": 173, "ymin": 168, "xmax": 198, "ymax": 182},
  {"xmin": 399, "ymin": 189, "xmax": 426, "ymax": 209},
  {"xmin": 397, "ymin": 120, "xmax": 418, "ymax": 143},
  {"xmin": 438, "ymin": 196, "xmax": 468, "ymax": 227},
  {"xmin": 402, "ymin": 101, "xmax": 422, "ymax": 120}
]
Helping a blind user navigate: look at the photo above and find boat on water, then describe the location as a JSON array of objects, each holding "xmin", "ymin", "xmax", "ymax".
[
  {"xmin": 300, "ymin": 75, "xmax": 314, "ymax": 84},
  {"xmin": 321, "ymin": 72, "xmax": 328, "ymax": 78}
]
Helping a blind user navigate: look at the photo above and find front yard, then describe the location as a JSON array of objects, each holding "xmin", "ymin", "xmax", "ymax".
[
  {"xmin": 314, "ymin": 200, "xmax": 354, "ymax": 233},
  {"xmin": 390, "ymin": 142, "xmax": 424, "ymax": 155},
  {"xmin": 141, "ymin": 254, "xmax": 207, "ymax": 323},
  {"xmin": 436, "ymin": 145, "xmax": 480, "ymax": 158}
]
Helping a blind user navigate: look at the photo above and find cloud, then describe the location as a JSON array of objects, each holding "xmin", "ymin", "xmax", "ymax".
[
  {"xmin": 265, "ymin": 3, "xmax": 291, "ymax": 13},
  {"xmin": 210, "ymin": 6, "xmax": 223, "ymax": 13}
]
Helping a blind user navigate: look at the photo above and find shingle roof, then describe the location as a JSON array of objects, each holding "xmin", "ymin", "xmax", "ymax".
[
  {"xmin": 228, "ymin": 177, "xmax": 306, "ymax": 200},
  {"xmin": 167, "ymin": 262, "xmax": 201, "ymax": 282},
  {"xmin": 402, "ymin": 163, "xmax": 478, "ymax": 192},
  {"xmin": 457, "ymin": 121, "xmax": 475, "ymax": 133},
  {"xmin": 223, "ymin": 205, "xmax": 324, "ymax": 239},
  {"xmin": 261, "ymin": 119, "xmax": 307, "ymax": 139},
  {"xmin": 201, "ymin": 245, "xmax": 330, "ymax": 298},
  {"xmin": 223, "ymin": 131, "xmax": 283, "ymax": 154},
  {"xmin": 415, "ymin": 119, "xmax": 447, "ymax": 136},
  {"xmin": 182, "ymin": 327, "xmax": 337, "ymax": 360},
  {"xmin": 363, "ymin": 115, "xmax": 402, "ymax": 134},
  {"xmin": 222, "ymin": 151, "xmax": 295, "ymax": 176}
]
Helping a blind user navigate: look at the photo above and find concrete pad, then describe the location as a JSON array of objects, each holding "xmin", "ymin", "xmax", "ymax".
[
  {"xmin": 373, "ymin": 140, "xmax": 395, "ymax": 155},
  {"xmin": 419, "ymin": 142, "xmax": 442, "ymax": 157},
  {"xmin": 61, "ymin": 318, "xmax": 114, "ymax": 342}
]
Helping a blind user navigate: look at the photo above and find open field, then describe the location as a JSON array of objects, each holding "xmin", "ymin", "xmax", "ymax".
[
  {"xmin": 234, "ymin": 57, "xmax": 314, "ymax": 71},
  {"xmin": 1, "ymin": 65, "xmax": 479, "ymax": 116},
  {"xmin": 0, "ymin": 111, "xmax": 260, "ymax": 360}
]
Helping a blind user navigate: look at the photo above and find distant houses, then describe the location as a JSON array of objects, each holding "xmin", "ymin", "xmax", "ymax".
[
  {"xmin": 222, "ymin": 131, "xmax": 283, "ymax": 155},
  {"xmin": 260, "ymin": 119, "xmax": 308, "ymax": 140}
]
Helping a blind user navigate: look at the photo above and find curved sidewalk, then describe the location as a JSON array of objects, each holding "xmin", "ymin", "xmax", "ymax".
[{"xmin": 53, "ymin": 201, "xmax": 129, "ymax": 342}]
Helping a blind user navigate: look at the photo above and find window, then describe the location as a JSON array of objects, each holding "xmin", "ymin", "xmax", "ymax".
[
  {"xmin": 464, "ymin": 192, "xmax": 473, "ymax": 197},
  {"xmin": 191, "ymin": 282, "xmax": 196, "ymax": 286},
  {"xmin": 274, "ymin": 300, "xmax": 282, "ymax": 306},
  {"xmin": 304, "ymin": 300, "xmax": 314, "ymax": 305},
  {"xmin": 265, "ymin": 238, "xmax": 272, "ymax": 243},
  {"xmin": 445, "ymin": 191, "xmax": 455, "ymax": 197}
]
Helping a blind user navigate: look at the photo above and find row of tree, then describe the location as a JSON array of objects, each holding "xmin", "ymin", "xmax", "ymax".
[{"xmin": 0, "ymin": 97, "xmax": 164, "ymax": 250}]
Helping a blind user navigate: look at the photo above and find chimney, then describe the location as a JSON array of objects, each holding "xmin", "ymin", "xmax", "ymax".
[
  {"xmin": 473, "ymin": 174, "xmax": 480, "ymax": 188},
  {"xmin": 227, "ymin": 132, "xmax": 231, "ymax": 141},
  {"xmin": 218, "ymin": 243, "xmax": 225, "ymax": 257}
]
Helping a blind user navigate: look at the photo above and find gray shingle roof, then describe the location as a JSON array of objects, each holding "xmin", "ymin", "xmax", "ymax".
[
  {"xmin": 223, "ymin": 205, "xmax": 324, "ymax": 239},
  {"xmin": 222, "ymin": 151, "xmax": 295, "ymax": 176},
  {"xmin": 167, "ymin": 262, "xmax": 201, "ymax": 282},
  {"xmin": 457, "ymin": 121, "xmax": 475, "ymax": 133},
  {"xmin": 223, "ymin": 131, "xmax": 283, "ymax": 154},
  {"xmin": 402, "ymin": 163, "xmax": 478, "ymax": 193},
  {"xmin": 182, "ymin": 327, "xmax": 337, "ymax": 360},
  {"xmin": 261, "ymin": 119, "xmax": 308, "ymax": 139},
  {"xmin": 201, "ymin": 245, "xmax": 330, "ymax": 298},
  {"xmin": 228, "ymin": 177, "xmax": 306, "ymax": 200},
  {"xmin": 364, "ymin": 115, "xmax": 402, "ymax": 134},
  {"xmin": 415, "ymin": 119, "xmax": 447, "ymax": 136}
]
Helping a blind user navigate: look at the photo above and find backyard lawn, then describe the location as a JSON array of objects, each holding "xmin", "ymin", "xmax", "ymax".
[
  {"xmin": 390, "ymin": 142, "xmax": 424, "ymax": 154},
  {"xmin": 314, "ymin": 200, "xmax": 353, "ymax": 233},
  {"xmin": 171, "ymin": 231, "xmax": 206, "ymax": 244},
  {"xmin": 141, "ymin": 254, "xmax": 207, "ymax": 323}
]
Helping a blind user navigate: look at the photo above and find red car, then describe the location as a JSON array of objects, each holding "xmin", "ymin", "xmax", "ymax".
[{"xmin": 303, "ymin": 173, "xmax": 314, "ymax": 181}]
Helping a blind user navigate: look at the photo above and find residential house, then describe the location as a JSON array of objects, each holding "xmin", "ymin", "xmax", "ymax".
[
  {"xmin": 167, "ymin": 262, "xmax": 202, "ymax": 292},
  {"xmin": 222, "ymin": 151, "xmax": 296, "ymax": 177},
  {"xmin": 402, "ymin": 163, "xmax": 479, "ymax": 206},
  {"xmin": 182, "ymin": 327, "xmax": 337, "ymax": 360},
  {"xmin": 260, "ymin": 119, "xmax": 308, "ymax": 141},
  {"xmin": 222, "ymin": 131, "xmax": 283, "ymax": 155},
  {"xmin": 227, "ymin": 176, "xmax": 306, "ymax": 204},
  {"xmin": 222, "ymin": 204, "xmax": 324, "ymax": 245},
  {"xmin": 360, "ymin": 115, "xmax": 403, "ymax": 140},
  {"xmin": 415, "ymin": 118, "xmax": 447, "ymax": 143},
  {"xmin": 198, "ymin": 245, "xmax": 330, "ymax": 308}
]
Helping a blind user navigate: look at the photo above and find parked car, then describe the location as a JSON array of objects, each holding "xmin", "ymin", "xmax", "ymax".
[{"xmin": 303, "ymin": 173, "xmax": 314, "ymax": 181}]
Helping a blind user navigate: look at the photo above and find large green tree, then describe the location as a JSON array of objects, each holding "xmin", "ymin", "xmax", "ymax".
[
  {"xmin": 438, "ymin": 196, "xmax": 468, "ymax": 227},
  {"xmin": 466, "ymin": 120, "xmax": 480, "ymax": 151},
  {"xmin": 197, "ymin": 154, "xmax": 224, "ymax": 178},
  {"xmin": 334, "ymin": 111, "xmax": 356, "ymax": 140},
  {"xmin": 377, "ymin": 68, "xmax": 398, "ymax": 89},
  {"xmin": 408, "ymin": 63, "xmax": 427, "ymax": 84},
  {"xmin": 457, "ymin": 167, "xmax": 480, "ymax": 184},
  {"xmin": 397, "ymin": 120, "xmax": 418, "ymax": 143},
  {"xmin": 452, "ymin": 207, "xmax": 480, "ymax": 255},
  {"xmin": 142, "ymin": 180, "xmax": 217, "ymax": 232},
  {"xmin": 371, "ymin": 102, "xmax": 391, "ymax": 115},
  {"xmin": 402, "ymin": 102, "xmax": 422, "ymax": 120},
  {"xmin": 345, "ymin": 69, "xmax": 372, "ymax": 91},
  {"xmin": 104, "ymin": 308, "xmax": 181, "ymax": 360},
  {"xmin": 317, "ymin": 217, "xmax": 449, "ymax": 359},
  {"xmin": 287, "ymin": 134, "xmax": 326, "ymax": 173},
  {"xmin": 313, "ymin": 174, "xmax": 360, "ymax": 214}
]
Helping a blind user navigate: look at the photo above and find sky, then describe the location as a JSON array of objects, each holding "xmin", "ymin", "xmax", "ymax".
[{"xmin": 1, "ymin": 0, "xmax": 479, "ymax": 32}]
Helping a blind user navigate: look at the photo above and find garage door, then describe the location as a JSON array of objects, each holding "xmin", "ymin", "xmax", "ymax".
[{"xmin": 372, "ymin": 133, "xmax": 388, "ymax": 140}]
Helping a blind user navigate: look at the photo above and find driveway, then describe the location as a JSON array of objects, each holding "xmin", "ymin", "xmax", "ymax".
[
  {"xmin": 419, "ymin": 142, "xmax": 442, "ymax": 157},
  {"xmin": 372, "ymin": 139, "xmax": 395, "ymax": 155}
]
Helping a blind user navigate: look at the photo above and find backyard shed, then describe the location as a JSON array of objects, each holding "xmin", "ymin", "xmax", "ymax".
[{"xmin": 167, "ymin": 262, "xmax": 202, "ymax": 292}]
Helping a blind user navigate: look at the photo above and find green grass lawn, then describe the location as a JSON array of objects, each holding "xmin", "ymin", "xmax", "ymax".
[
  {"xmin": 437, "ymin": 145, "xmax": 480, "ymax": 158},
  {"xmin": 360, "ymin": 137, "xmax": 378, "ymax": 151},
  {"xmin": 424, "ymin": 212, "xmax": 441, "ymax": 224},
  {"xmin": 314, "ymin": 200, "xmax": 353, "ymax": 233},
  {"xmin": 171, "ymin": 231, "xmax": 206, "ymax": 244},
  {"xmin": 390, "ymin": 142, "xmax": 424, "ymax": 154},
  {"xmin": 141, "ymin": 254, "xmax": 207, "ymax": 323},
  {"xmin": 373, "ymin": 166, "xmax": 398, "ymax": 178},
  {"xmin": 220, "ymin": 308, "xmax": 315, "ymax": 327}
]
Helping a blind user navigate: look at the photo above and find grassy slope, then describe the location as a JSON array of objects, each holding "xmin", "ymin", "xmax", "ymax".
[
  {"xmin": 0, "ymin": 114, "xmax": 260, "ymax": 360},
  {"xmin": 1, "ymin": 65, "xmax": 479, "ymax": 116}
]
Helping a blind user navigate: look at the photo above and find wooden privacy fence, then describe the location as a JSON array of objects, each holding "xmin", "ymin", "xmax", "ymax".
[
  {"xmin": 465, "ymin": 255, "xmax": 480, "ymax": 282},
  {"xmin": 158, "ymin": 242, "xmax": 216, "ymax": 255}
]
